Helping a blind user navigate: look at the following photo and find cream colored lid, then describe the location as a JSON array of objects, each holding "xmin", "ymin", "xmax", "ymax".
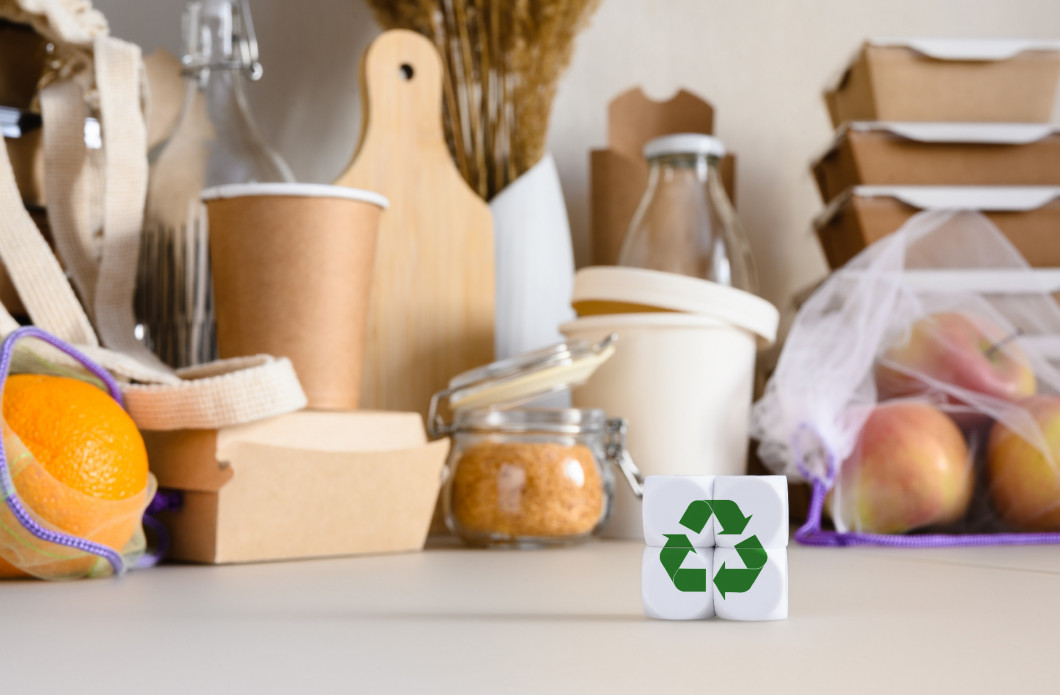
[{"xmin": 571, "ymin": 267, "xmax": 779, "ymax": 347}]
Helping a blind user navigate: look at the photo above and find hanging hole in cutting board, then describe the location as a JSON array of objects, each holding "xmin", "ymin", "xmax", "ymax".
[{"xmin": 400, "ymin": 63, "xmax": 414, "ymax": 80}]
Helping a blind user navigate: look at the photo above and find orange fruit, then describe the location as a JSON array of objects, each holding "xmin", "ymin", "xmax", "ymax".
[{"xmin": 0, "ymin": 374, "xmax": 149, "ymax": 578}]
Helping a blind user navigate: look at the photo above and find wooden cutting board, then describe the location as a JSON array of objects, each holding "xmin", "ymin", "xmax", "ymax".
[{"xmin": 334, "ymin": 30, "xmax": 495, "ymax": 418}]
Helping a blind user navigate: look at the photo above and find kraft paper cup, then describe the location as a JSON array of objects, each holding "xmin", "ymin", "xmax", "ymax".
[{"xmin": 203, "ymin": 183, "xmax": 388, "ymax": 410}]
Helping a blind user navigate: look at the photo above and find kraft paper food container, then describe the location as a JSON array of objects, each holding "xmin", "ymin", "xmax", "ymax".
[
  {"xmin": 142, "ymin": 411, "xmax": 450, "ymax": 564},
  {"xmin": 815, "ymin": 185, "xmax": 1060, "ymax": 270},
  {"xmin": 590, "ymin": 87, "xmax": 736, "ymax": 265},
  {"xmin": 825, "ymin": 38, "xmax": 1060, "ymax": 127},
  {"xmin": 561, "ymin": 281, "xmax": 779, "ymax": 540},
  {"xmin": 813, "ymin": 122, "xmax": 1060, "ymax": 203},
  {"xmin": 204, "ymin": 183, "xmax": 388, "ymax": 410}
]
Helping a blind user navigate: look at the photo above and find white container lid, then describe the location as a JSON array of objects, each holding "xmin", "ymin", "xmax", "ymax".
[
  {"xmin": 202, "ymin": 182, "xmax": 389, "ymax": 209},
  {"xmin": 643, "ymin": 133, "xmax": 726, "ymax": 160},
  {"xmin": 816, "ymin": 122, "xmax": 1060, "ymax": 163},
  {"xmin": 828, "ymin": 38, "xmax": 1060, "ymax": 93},
  {"xmin": 815, "ymin": 185, "xmax": 1060, "ymax": 230},
  {"xmin": 816, "ymin": 185, "xmax": 1060, "ymax": 230},
  {"xmin": 867, "ymin": 37, "xmax": 1060, "ymax": 61},
  {"xmin": 571, "ymin": 267, "xmax": 779, "ymax": 348}
]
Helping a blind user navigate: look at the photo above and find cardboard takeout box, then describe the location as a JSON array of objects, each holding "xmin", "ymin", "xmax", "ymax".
[
  {"xmin": 825, "ymin": 38, "xmax": 1060, "ymax": 127},
  {"xmin": 813, "ymin": 122, "xmax": 1060, "ymax": 203},
  {"xmin": 590, "ymin": 88, "xmax": 736, "ymax": 266},
  {"xmin": 143, "ymin": 411, "xmax": 449, "ymax": 564},
  {"xmin": 815, "ymin": 185, "xmax": 1060, "ymax": 270}
]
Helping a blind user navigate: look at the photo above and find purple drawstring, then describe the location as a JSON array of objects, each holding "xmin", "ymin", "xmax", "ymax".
[
  {"xmin": 0, "ymin": 327, "xmax": 139, "ymax": 576},
  {"xmin": 134, "ymin": 490, "xmax": 183, "ymax": 569}
]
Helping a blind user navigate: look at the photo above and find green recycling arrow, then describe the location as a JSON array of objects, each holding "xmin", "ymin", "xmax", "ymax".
[
  {"xmin": 659, "ymin": 498, "xmax": 762, "ymax": 596},
  {"xmin": 659, "ymin": 534, "xmax": 707, "ymax": 592},
  {"xmin": 678, "ymin": 499, "xmax": 752, "ymax": 536},
  {"xmin": 713, "ymin": 534, "xmax": 768, "ymax": 598}
]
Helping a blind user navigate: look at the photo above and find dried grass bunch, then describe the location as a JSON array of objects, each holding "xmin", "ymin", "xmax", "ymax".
[{"xmin": 367, "ymin": 0, "xmax": 600, "ymax": 200}]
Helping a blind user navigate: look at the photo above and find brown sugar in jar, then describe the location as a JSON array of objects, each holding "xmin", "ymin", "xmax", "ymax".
[
  {"xmin": 450, "ymin": 441, "xmax": 604, "ymax": 540},
  {"xmin": 440, "ymin": 408, "xmax": 631, "ymax": 547}
]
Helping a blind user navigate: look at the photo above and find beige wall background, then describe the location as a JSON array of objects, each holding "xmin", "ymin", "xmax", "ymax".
[{"xmin": 96, "ymin": 0, "xmax": 1060, "ymax": 323}]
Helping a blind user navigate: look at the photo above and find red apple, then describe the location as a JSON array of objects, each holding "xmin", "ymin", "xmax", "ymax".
[
  {"xmin": 988, "ymin": 395, "xmax": 1060, "ymax": 531},
  {"xmin": 832, "ymin": 402, "xmax": 973, "ymax": 534},
  {"xmin": 875, "ymin": 312, "xmax": 1036, "ymax": 404}
]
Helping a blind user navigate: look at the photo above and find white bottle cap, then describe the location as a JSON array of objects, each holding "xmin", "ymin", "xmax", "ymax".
[{"xmin": 643, "ymin": 133, "xmax": 726, "ymax": 160}]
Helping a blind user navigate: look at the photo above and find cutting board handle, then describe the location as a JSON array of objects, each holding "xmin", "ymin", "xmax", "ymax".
[{"xmin": 339, "ymin": 29, "xmax": 450, "ymax": 182}]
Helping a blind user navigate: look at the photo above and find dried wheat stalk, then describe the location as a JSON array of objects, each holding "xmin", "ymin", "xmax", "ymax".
[{"xmin": 366, "ymin": 0, "xmax": 600, "ymax": 200}]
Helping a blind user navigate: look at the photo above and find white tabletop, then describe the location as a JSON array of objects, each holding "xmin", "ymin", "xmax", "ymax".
[{"xmin": 2, "ymin": 540, "xmax": 1058, "ymax": 694}]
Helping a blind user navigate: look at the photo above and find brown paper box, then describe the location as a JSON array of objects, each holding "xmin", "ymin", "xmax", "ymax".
[
  {"xmin": 0, "ymin": 22, "xmax": 47, "ymax": 110},
  {"xmin": 825, "ymin": 40, "xmax": 1060, "ymax": 127},
  {"xmin": 815, "ymin": 187, "xmax": 1060, "ymax": 270},
  {"xmin": 590, "ymin": 88, "xmax": 737, "ymax": 266},
  {"xmin": 143, "ymin": 410, "xmax": 450, "ymax": 564},
  {"xmin": 207, "ymin": 188, "xmax": 382, "ymax": 410},
  {"xmin": 814, "ymin": 124, "xmax": 1060, "ymax": 203}
]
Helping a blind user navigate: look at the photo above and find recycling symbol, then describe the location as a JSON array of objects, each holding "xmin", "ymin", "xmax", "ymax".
[{"xmin": 659, "ymin": 500, "xmax": 766, "ymax": 598}]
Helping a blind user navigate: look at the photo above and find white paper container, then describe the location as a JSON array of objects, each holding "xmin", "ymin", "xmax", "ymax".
[
  {"xmin": 561, "ymin": 310, "xmax": 775, "ymax": 540},
  {"xmin": 489, "ymin": 154, "xmax": 575, "ymax": 360}
]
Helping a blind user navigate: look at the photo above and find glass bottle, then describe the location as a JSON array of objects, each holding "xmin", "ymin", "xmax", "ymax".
[
  {"xmin": 618, "ymin": 133, "xmax": 758, "ymax": 293},
  {"xmin": 137, "ymin": 0, "xmax": 292, "ymax": 368}
]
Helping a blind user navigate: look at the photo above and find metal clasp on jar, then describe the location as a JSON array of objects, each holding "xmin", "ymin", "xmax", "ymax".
[{"xmin": 606, "ymin": 417, "xmax": 643, "ymax": 499}]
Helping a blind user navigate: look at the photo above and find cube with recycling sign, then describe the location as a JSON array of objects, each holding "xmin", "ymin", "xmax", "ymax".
[{"xmin": 641, "ymin": 475, "xmax": 789, "ymax": 622}]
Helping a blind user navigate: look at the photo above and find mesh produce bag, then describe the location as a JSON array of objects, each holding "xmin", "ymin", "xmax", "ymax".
[
  {"xmin": 0, "ymin": 327, "xmax": 155, "ymax": 579},
  {"xmin": 751, "ymin": 210, "xmax": 1060, "ymax": 546}
]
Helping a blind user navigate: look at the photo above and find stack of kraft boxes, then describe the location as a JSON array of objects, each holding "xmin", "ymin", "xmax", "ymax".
[{"xmin": 813, "ymin": 37, "xmax": 1060, "ymax": 269}]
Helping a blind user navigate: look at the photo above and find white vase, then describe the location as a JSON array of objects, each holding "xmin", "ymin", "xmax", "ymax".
[{"xmin": 489, "ymin": 153, "xmax": 576, "ymax": 360}]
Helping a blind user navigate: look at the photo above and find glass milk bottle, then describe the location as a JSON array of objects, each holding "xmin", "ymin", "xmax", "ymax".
[
  {"xmin": 138, "ymin": 0, "xmax": 292, "ymax": 367},
  {"xmin": 618, "ymin": 134, "xmax": 758, "ymax": 292}
]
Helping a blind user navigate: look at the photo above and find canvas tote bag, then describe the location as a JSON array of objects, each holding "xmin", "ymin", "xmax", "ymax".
[{"xmin": 0, "ymin": 0, "xmax": 307, "ymax": 430}]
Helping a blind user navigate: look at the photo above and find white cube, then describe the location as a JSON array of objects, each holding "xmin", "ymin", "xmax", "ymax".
[
  {"xmin": 642, "ymin": 475, "xmax": 716, "ymax": 548},
  {"xmin": 642, "ymin": 545, "xmax": 715, "ymax": 620},
  {"xmin": 712, "ymin": 475, "xmax": 788, "ymax": 549},
  {"xmin": 712, "ymin": 546, "xmax": 788, "ymax": 621}
]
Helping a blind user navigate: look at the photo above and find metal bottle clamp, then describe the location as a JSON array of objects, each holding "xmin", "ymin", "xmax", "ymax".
[{"xmin": 606, "ymin": 417, "xmax": 644, "ymax": 499}]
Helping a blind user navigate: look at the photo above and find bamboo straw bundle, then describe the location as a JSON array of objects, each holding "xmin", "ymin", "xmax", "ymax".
[{"xmin": 367, "ymin": 0, "xmax": 600, "ymax": 200}]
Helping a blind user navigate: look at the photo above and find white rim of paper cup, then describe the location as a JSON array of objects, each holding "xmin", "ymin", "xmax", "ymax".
[
  {"xmin": 201, "ymin": 183, "xmax": 389, "ymax": 209},
  {"xmin": 572, "ymin": 266, "xmax": 779, "ymax": 347}
]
